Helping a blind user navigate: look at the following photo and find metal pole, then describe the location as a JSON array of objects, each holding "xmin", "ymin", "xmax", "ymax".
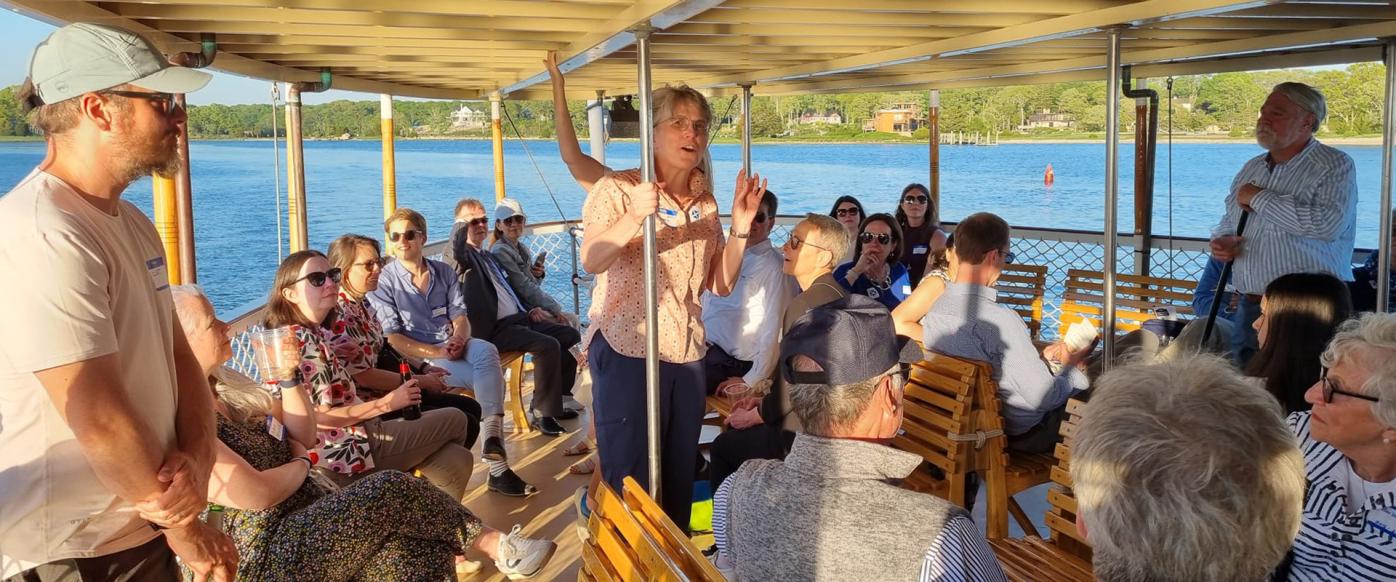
[
  {"xmin": 636, "ymin": 27, "xmax": 662, "ymax": 501},
  {"xmin": 929, "ymin": 89, "xmax": 941, "ymax": 221},
  {"xmin": 174, "ymin": 93, "xmax": 196, "ymax": 283},
  {"xmin": 153, "ymin": 171, "xmax": 181, "ymax": 285},
  {"xmin": 740, "ymin": 85, "xmax": 753, "ymax": 171},
  {"xmin": 285, "ymin": 85, "xmax": 308, "ymax": 253},
  {"xmin": 1102, "ymin": 29, "xmax": 1122, "ymax": 370},
  {"xmin": 381, "ymin": 94, "xmax": 397, "ymax": 231},
  {"xmin": 491, "ymin": 93, "xmax": 506, "ymax": 203},
  {"xmin": 1133, "ymin": 79, "xmax": 1149, "ymax": 276},
  {"xmin": 589, "ymin": 90, "xmax": 607, "ymax": 166},
  {"xmin": 1378, "ymin": 41, "xmax": 1396, "ymax": 313}
]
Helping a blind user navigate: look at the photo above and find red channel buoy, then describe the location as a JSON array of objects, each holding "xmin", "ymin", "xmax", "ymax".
[{"xmin": 1044, "ymin": 163, "xmax": 1055, "ymax": 188}]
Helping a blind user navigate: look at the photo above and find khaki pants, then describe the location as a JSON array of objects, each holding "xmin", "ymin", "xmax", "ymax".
[{"xmin": 325, "ymin": 408, "xmax": 474, "ymax": 502}]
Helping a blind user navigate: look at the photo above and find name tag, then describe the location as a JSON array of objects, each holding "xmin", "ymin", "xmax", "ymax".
[
  {"xmin": 265, "ymin": 415, "xmax": 287, "ymax": 441},
  {"xmin": 146, "ymin": 257, "xmax": 169, "ymax": 291},
  {"xmin": 657, "ymin": 207, "xmax": 682, "ymax": 227},
  {"xmin": 912, "ymin": 245, "xmax": 929, "ymax": 256},
  {"xmin": 432, "ymin": 306, "xmax": 448, "ymax": 318},
  {"xmin": 903, "ymin": 285, "xmax": 913, "ymax": 296}
]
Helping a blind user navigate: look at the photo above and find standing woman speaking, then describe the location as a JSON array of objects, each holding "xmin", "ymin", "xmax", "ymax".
[{"xmin": 580, "ymin": 84, "xmax": 765, "ymax": 530}]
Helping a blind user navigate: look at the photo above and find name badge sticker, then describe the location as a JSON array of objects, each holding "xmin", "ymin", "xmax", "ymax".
[
  {"xmin": 912, "ymin": 245, "xmax": 929, "ymax": 255},
  {"xmin": 1367, "ymin": 508, "xmax": 1396, "ymax": 540},
  {"xmin": 146, "ymin": 257, "xmax": 170, "ymax": 291},
  {"xmin": 265, "ymin": 415, "xmax": 287, "ymax": 441},
  {"xmin": 432, "ymin": 306, "xmax": 448, "ymax": 318},
  {"xmin": 657, "ymin": 207, "xmax": 683, "ymax": 228}
]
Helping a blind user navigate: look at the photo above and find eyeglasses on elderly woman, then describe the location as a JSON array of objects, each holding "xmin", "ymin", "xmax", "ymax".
[{"xmin": 1319, "ymin": 366, "xmax": 1380, "ymax": 404}]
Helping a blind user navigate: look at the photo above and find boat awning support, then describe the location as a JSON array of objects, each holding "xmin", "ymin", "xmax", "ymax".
[
  {"xmin": 153, "ymin": 36, "xmax": 218, "ymax": 286},
  {"xmin": 1102, "ymin": 28, "xmax": 1123, "ymax": 370},
  {"xmin": 1379, "ymin": 39, "xmax": 1396, "ymax": 313},
  {"xmin": 929, "ymin": 89, "xmax": 941, "ymax": 221},
  {"xmin": 381, "ymin": 94, "xmax": 398, "ymax": 232},
  {"xmin": 740, "ymin": 85, "xmax": 753, "ymax": 171},
  {"xmin": 635, "ymin": 26, "xmax": 663, "ymax": 501},
  {"xmin": 589, "ymin": 90, "xmax": 607, "ymax": 166},
  {"xmin": 492, "ymin": 92, "xmax": 506, "ymax": 203},
  {"xmin": 285, "ymin": 70, "xmax": 332, "ymax": 254}
]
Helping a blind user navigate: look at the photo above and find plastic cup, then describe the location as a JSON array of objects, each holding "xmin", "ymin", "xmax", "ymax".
[
  {"xmin": 721, "ymin": 382, "xmax": 752, "ymax": 409},
  {"xmin": 250, "ymin": 327, "xmax": 299, "ymax": 385}
]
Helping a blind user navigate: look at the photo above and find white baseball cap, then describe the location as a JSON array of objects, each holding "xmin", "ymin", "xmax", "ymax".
[
  {"xmin": 495, "ymin": 198, "xmax": 526, "ymax": 222},
  {"xmin": 27, "ymin": 23, "xmax": 210, "ymax": 105}
]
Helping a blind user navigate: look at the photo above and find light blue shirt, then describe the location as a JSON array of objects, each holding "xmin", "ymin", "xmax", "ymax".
[
  {"xmin": 1212, "ymin": 139, "xmax": 1358, "ymax": 294},
  {"xmin": 365, "ymin": 257, "xmax": 467, "ymax": 345},
  {"xmin": 921, "ymin": 282, "xmax": 1087, "ymax": 435}
]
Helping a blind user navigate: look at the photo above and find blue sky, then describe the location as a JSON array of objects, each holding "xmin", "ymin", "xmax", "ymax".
[{"xmin": 1, "ymin": 8, "xmax": 404, "ymax": 105}]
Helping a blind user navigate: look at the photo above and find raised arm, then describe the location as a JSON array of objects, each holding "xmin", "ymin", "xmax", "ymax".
[
  {"xmin": 707, "ymin": 169, "xmax": 766, "ymax": 296},
  {"xmin": 545, "ymin": 50, "xmax": 609, "ymax": 192}
]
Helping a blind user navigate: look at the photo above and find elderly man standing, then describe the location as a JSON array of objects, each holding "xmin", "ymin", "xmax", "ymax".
[
  {"xmin": 0, "ymin": 24, "xmax": 236, "ymax": 581},
  {"xmin": 713, "ymin": 296, "xmax": 1005, "ymax": 582},
  {"xmin": 1210, "ymin": 82, "xmax": 1358, "ymax": 366}
]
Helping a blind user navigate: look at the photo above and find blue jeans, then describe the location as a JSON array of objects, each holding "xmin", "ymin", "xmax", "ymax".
[
  {"xmin": 428, "ymin": 337, "xmax": 505, "ymax": 416},
  {"xmin": 1231, "ymin": 295, "xmax": 1261, "ymax": 368}
]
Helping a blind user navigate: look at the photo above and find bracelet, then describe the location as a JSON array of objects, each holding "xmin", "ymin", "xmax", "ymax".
[
  {"xmin": 293, "ymin": 456, "xmax": 313, "ymax": 470},
  {"xmin": 730, "ymin": 227, "xmax": 750, "ymax": 239}
]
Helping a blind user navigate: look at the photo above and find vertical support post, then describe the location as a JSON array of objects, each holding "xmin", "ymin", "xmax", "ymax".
[
  {"xmin": 1133, "ymin": 78, "xmax": 1150, "ymax": 276},
  {"xmin": 1102, "ymin": 28, "xmax": 1123, "ymax": 370},
  {"xmin": 381, "ymin": 94, "xmax": 397, "ymax": 229},
  {"xmin": 491, "ymin": 93, "xmax": 506, "ymax": 203},
  {"xmin": 285, "ymin": 85, "xmax": 308, "ymax": 253},
  {"xmin": 153, "ymin": 172, "xmax": 181, "ymax": 285},
  {"xmin": 173, "ymin": 93, "xmax": 196, "ymax": 284},
  {"xmin": 636, "ymin": 27, "xmax": 662, "ymax": 501},
  {"xmin": 589, "ymin": 90, "xmax": 607, "ymax": 165},
  {"xmin": 1378, "ymin": 41, "xmax": 1396, "ymax": 313},
  {"xmin": 740, "ymin": 85, "xmax": 753, "ymax": 171},
  {"xmin": 929, "ymin": 89, "xmax": 941, "ymax": 220}
]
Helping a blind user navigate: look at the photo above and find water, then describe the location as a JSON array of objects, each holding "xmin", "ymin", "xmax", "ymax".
[{"xmin": 0, "ymin": 139, "xmax": 1387, "ymax": 316}]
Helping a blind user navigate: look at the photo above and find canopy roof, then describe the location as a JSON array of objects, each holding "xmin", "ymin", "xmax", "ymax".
[{"xmin": 5, "ymin": 0, "xmax": 1393, "ymax": 100}]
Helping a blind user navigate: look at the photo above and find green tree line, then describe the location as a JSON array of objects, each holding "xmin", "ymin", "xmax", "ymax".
[{"xmin": 0, "ymin": 64, "xmax": 1384, "ymax": 139}]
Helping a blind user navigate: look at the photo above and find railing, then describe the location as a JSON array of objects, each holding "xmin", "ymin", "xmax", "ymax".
[{"xmin": 226, "ymin": 215, "xmax": 1371, "ymax": 377}]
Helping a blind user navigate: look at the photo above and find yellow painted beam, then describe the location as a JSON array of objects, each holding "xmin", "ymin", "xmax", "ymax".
[
  {"xmin": 491, "ymin": 94, "xmax": 506, "ymax": 203},
  {"xmin": 152, "ymin": 174, "xmax": 181, "ymax": 286},
  {"xmin": 381, "ymin": 94, "xmax": 397, "ymax": 231}
]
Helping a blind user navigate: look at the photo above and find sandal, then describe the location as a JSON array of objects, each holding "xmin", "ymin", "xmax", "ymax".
[
  {"xmin": 563, "ymin": 440, "xmax": 593, "ymax": 456},
  {"xmin": 569, "ymin": 457, "xmax": 596, "ymax": 475}
]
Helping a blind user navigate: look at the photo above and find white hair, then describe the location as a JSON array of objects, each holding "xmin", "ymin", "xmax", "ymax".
[
  {"xmin": 171, "ymin": 284, "xmax": 211, "ymax": 337},
  {"xmin": 171, "ymin": 284, "xmax": 272, "ymax": 424},
  {"xmin": 787, "ymin": 357, "xmax": 899, "ymax": 436},
  {"xmin": 1272, "ymin": 82, "xmax": 1327, "ymax": 132},
  {"xmin": 1071, "ymin": 355, "xmax": 1305, "ymax": 582},
  {"xmin": 1320, "ymin": 312, "xmax": 1396, "ymax": 429}
]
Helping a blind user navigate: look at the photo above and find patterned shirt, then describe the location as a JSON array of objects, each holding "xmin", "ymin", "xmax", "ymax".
[
  {"xmin": 292, "ymin": 324, "xmax": 375, "ymax": 476},
  {"xmin": 1286, "ymin": 412, "xmax": 1396, "ymax": 581},
  {"xmin": 366, "ymin": 257, "xmax": 467, "ymax": 345},
  {"xmin": 1212, "ymin": 139, "xmax": 1358, "ymax": 294},
  {"xmin": 328, "ymin": 294, "xmax": 385, "ymax": 375},
  {"xmin": 581, "ymin": 168, "xmax": 724, "ymax": 363}
]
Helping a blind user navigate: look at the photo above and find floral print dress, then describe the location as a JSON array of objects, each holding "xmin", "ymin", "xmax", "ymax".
[
  {"xmin": 292, "ymin": 324, "xmax": 375, "ymax": 475},
  {"xmin": 213, "ymin": 414, "xmax": 483, "ymax": 581},
  {"xmin": 328, "ymin": 294, "xmax": 384, "ymax": 376}
]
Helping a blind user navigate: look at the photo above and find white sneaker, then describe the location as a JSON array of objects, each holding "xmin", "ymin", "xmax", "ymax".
[
  {"xmin": 495, "ymin": 525, "xmax": 557, "ymax": 580},
  {"xmin": 562, "ymin": 396, "xmax": 585, "ymax": 412}
]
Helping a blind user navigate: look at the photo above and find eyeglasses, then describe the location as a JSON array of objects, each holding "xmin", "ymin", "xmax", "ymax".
[
  {"xmin": 835, "ymin": 207, "xmax": 861, "ymax": 218},
  {"xmin": 656, "ymin": 116, "xmax": 710, "ymax": 135},
  {"xmin": 102, "ymin": 90, "xmax": 180, "ymax": 116},
  {"xmin": 788, "ymin": 234, "xmax": 828, "ymax": 252},
  {"xmin": 903, "ymin": 195, "xmax": 929, "ymax": 205},
  {"xmin": 1320, "ymin": 367, "xmax": 1380, "ymax": 404},
  {"xmin": 353, "ymin": 258, "xmax": 384, "ymax": 271},
  {"xmin": 502, "ymin": 215, "xmax": 525, "ymax": 226},
  {"xmin": 292, "ymin": 268, "xmax": 342, "ymax": 288},
  {"xmin": 463, "ymin": 217, "xmax": 489, "ymax": 227},
  {"xmin": 859, "ymin": 232, "xmax": 893, "ymax": 245},
  {"xmin": 754, "ymin": 212, "xmax": 768, "ymax": 224},
  {"xmin": 1002, "ymin": 250, "xmax": 1016, "ymax": 264},
  {"xmin": 388, "ymin": 230, "xmax": 421, "ymax": 243}
]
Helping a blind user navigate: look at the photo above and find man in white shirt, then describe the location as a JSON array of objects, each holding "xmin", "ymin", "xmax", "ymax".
[
  {"xmin": 701, "ymin": 190, "xmax": 795, "ymax": 397},
  {"xmin": 0, "ymin": 23, "xmax": 236, "ymax": 581}
]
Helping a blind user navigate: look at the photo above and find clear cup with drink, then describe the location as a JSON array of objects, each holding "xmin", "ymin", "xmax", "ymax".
[
  {"xmin": 720, "ymin": 381, "xmax": 753, "ymax": 411},
  {"xmin": 250, "ymin": 326, "xmax": 299, "ymax": 394}
]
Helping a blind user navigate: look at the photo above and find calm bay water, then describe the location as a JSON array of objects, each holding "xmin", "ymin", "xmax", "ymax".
[{"xmin": 0, "ymin": 139, "xmax": 1386, "ymax": 315}]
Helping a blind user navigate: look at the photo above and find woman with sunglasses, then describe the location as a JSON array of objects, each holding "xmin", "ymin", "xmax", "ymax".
[
  {"xmin": 1285, "ymin": 313, "xmax": 1396, "ymax": 581},
  {"xmin": 490, "ymin": 198, "xmax": 576, "ymax": 329},
  {"xmin": 262, "ymin": 250, "xmax": 478, "ymax": 503},
  {"xmin": 828, "ymin": 195, "xmax": 866, "ymax": 263},
  {"xmin": 1245, "ymin": 272, "xmax": 1352, "ymax": 414},
  {"xmin": 894, "ymin": 183, "xmax": 948, "ymax": 286},
  {"xmin": 834, "ymin": 213, "xmax": 910, "ymax": 309}
]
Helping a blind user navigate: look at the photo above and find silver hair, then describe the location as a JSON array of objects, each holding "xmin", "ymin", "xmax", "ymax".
[
  {"xmin": 800, "ymin": 213, "xmax": 852, "ymax": 270},
  {"xmin": 1320, "ymin": 312, "xmax": 1396, "ymax": 429},
  {"xmin": 1072, "ymin": 355, "xmax": 1306, "ymax": 582},
  {"xmin": 171, "ymin": 284, "xmax": 212, "ymax": 336},
  {"xmin": 787, "ymin": 356, "xmax": 900, "ymax": 435},
  {"xmin": 1272, "ymin": 82, "xmax": 1327, "ymax": 132},
  {"xmin": 170, "ymin": 285, "xmax": 273, "ymax": 424}
]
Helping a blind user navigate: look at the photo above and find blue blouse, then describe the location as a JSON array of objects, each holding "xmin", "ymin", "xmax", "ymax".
[
  {"xmin": 833, "ymin": 261, "xmax": 910, "ymax": 309},
  {"xmin": 365, "ymin": 257, "xmax": 467, "ymax": 345}
]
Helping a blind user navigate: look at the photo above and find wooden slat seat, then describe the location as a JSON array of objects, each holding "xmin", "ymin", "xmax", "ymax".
[
  {"xmin": 500, "ymin": 351, "xmax": 534, "ymax": 435},
  {"xmin": 622, "ymin": 477, "xmax": 727, "ymax": 582},
  {"xmin": 1057, "ymin": 269, "xmax": 1197, "ymax": 338},
  {"xmin": 996, "ymin": 263, "xmax": 1048, "ymax": 340},
  {"xmin": 579, "ymin": 478, "xmax": 727, "ymax": 582}
]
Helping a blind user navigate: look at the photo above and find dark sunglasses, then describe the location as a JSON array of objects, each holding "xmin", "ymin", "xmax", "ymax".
[
  {"xmin": 292, "ymin": 268, "xmax": 342, "ymax": 288},
  {"xmin": 788, "ymin": 234, "xmax": 828, "ymax": 251},
  {"xmin": 754, "ymin": 212, "xmax": 768, "ymax": 224},
  {"xmin": 464, "ymin": 217, "xmax": 489, "ymax": 227},
  {"xmin": 353, "ymin": 258, "xmax": 384, "ymax": 271},
  {"xmin": 903, "ymin": 195, "xmax": 929, "ymax": 204},
  {"xmin": 1320, "ymin": 367, "xmax": 1380, "ymax": 404},
  {"xmin": 859, "ymin": 232, "xmax": 893, "ymax": 245},
  {"xmin": 502, "ymin": 215, "xmax": 525, "ymax": 226},
  {"xmin": 388, "ymin": 230, "xmax": 421, "ymax": 243},
  {"xmin": 835, "ymin": 207, "xmax": 861, "ymax": 218},
  {"xmin": 102, "ymin": 90, "xmax": 180, "ymax": 116},
  {"xmin": 1003, "ymin": 250, "xmax": 1016, "ymax": 264}
]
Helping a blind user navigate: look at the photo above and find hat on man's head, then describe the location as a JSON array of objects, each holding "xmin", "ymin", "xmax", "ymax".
[
  {"xmin": 780, "ymin": 294, "xmax": 923, "ymax": 385},
  {"xmin": 495, "ymin": 198, "xmax": 526, "ymax": 222},
  {"xmin": 27, "ymin": 23, "xmax": 210, "ymax": 106}
]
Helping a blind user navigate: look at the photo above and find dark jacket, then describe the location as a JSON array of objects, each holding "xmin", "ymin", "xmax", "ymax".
[
  {"xmin": 1349, "ymin": 253, "xmax": 1395, "ymax": 313},
  {"xmin": 444, "ymin": 222, "xmax": 530, "ymax": 341}
]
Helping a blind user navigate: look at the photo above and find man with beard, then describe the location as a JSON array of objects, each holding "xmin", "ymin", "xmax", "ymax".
[
  {"xmin": 0, "ymin": 24, "xmax": 237, "ymax": 581},
  {"xmin": 1210, "ymin": 82, "xmax": 1357, "ymax": 367}
]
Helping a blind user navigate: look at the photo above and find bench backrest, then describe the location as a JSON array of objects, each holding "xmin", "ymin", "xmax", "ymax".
[
  {"xmin": 1044, "ymin": 398, "xmax": 1091, "ymax": 562},
  {"xmin": 891, "ymin": 353, "xmax": 979, "ymax": 495},
  {"xmin": 1058, "ymin": 269, "xmax": 1197, "ymax": 337},
  {"xmin": 580, "ymin": 480, "xmax": 693, "ymax": 582},
  {"xmin": 996, "ymin": 263, "xmax": 1049, "ymax": 339},
  {"xmin": 622, "ymin": 477, "xmax": 727, "ymax": 582}
]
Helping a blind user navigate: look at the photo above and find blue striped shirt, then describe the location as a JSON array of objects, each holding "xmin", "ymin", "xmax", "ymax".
[
  {"xmin": 1212, "ymin": 139, "xmax": 1358, "ymax": 294},
  {"xmin": 1286, "ymin": 412, "xmax": 1396, "ymax": 581}
]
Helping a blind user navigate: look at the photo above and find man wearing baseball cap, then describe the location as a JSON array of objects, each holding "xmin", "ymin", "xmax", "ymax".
[
  {"xmin": 0, "ymin": 23, "xmax": 236, "ymax": 581},
  {"xmin": 710, "ymin": 295, "xmax": 1006, "ymax": 581}
]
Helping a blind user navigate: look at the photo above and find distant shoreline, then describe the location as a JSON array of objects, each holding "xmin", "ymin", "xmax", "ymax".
[{"xmin": 2, "ymin": 135, "xmax": 1384, "ymax": 146}]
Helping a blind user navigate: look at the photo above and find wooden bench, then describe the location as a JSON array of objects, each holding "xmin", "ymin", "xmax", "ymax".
[
  {"xmin": 891, "ymin": 352, "xmax": 1053, "ymax": 539},
  {"xmin": 1058, "ymin": 269, "xmax": 1197, "ymax": 338},
  {"xmin": 996, "ymin": 263, "xmax": 1048, "ymax": 340},
  {"xmin": 579, "ymin": 477, "xmax": 726, "ymax": 582},
  {"xmin": 989, "ymin": 398, "xmax": 1093, "ymax": 581}
]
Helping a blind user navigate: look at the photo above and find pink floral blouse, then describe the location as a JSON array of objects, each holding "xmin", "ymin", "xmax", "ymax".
[
  {"xmin": 328, "ymin": 293, "xmax": 385, "ymax": 376},
  {"xmin": 292, "ymin": 324, "xmax": 375, "ymax": 475}
]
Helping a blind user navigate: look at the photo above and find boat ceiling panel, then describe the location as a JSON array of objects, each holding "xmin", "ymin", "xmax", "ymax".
[{"xmin": 2, "ymin": 0, "xmax": 1391, "ymax": 100}]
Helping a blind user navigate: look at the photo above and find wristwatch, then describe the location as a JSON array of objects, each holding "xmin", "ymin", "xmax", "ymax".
[{"xmin": 730, "ymin": 227, "xmax": 749, "ymax": 239}]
